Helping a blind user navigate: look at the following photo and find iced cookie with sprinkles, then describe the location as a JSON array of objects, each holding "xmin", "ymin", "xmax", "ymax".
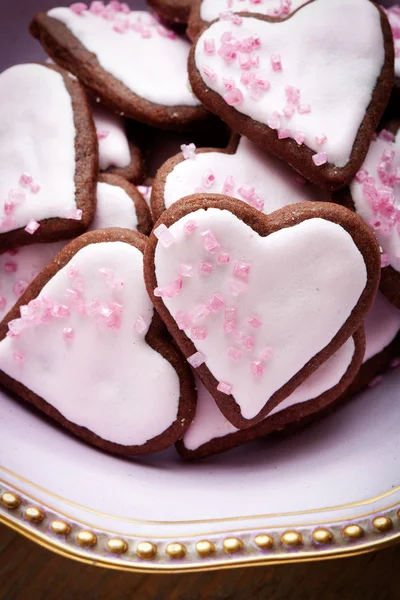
[
  {"xmin": 0, "ymin": 175, "xmax": 152, "ymax": 321},
  {"xmin": 144, "ymin": 196, "xmax": 380, "ymax": 428},
  {"xmin": 151, "ymin": 135, "xmax": 325, "ymax": 221},
  {"xmin": 188, "ymin": 0, "xmax": 393, "ymax": 189},
  {"xmin": 178, "ymin": 329, "xmax": 364, "ymax": 459},
  {"xmin": 0, "ymin": 63, "xmax": 97, "ymax": 251},
  {"xmin": 93, "ymin": 103, "xmax": 145, "ymax": 183},
  {"xmin": 147, "ymin": 0, "xmax": 193, "ymax": 27},
  {"xmin": 0, "ymin": 229, "xmax": 196, "ymax": 455},
  {"xmin": 187, "ymin": 0, "xmax": 311, "ymax": 41},
  {"xmin": 30, "ymin": 3, "xmax": 209, "ymax": 131}
]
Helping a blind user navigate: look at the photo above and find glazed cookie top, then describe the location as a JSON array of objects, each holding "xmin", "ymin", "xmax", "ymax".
[
  {"xmin": 198, "ymin": 0, "xmax": 310, "ymax": 23},
  {"xmin": 350, "ymin": 128, "xmax": 400, "ymax": 273},
  {"xmin": 0, "ymin": 63, "xmax": 77, "ymax": 234},
  {"xmin": 363, "ymin": 292, "xmax": 400, "ymax": 363},
  {"xmin": 48, "ymin": 5, "xmax": 199, "ymax": 107},
  {"xmin": 92, "ymin": 104, "xmax": 131, "ymax": 171},
  {"xmin": 0, "ymin": 238, "xmax": 181, "ymax": 447},
  {"xmin": 193, "ymin": 0, "xmax": 385, "ymax": 167},
  {"xmin": 385, "ymin": 5, "xmax": 400, "ymax": 77}
]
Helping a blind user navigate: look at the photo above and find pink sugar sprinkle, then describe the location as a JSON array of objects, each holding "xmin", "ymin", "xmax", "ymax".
[
  {"xmin": 238, "ymin": 184, "xmax": 255, "ymax": 201},
  {"xmin": 8, "ymin": 319, "xmax": 25, "ymax": 336},
  {"xmin": 278, "ymin": 128, "xmax": 291, "ymax": 140},
  {"xmin": 30, "ymin": 183, "xmax": 41, "ymax": 194},
  {"xmin": 222, "ymin": 175, "xmax": 235, "ymax": 195},
  {"xmin": 315, "ymin": 134, "xmax": 327, "ymax": 145},
  {"xmin": 312, "ymin": 152, "xmax": 328, "ymax": 167},
  {"xmin": 154, "ymin": 287, "xmax": 164, "ymax": 297},
  {"xmin": 202, "ymin": 64, "xmax": 217, "ymax": 81},
  {"xmin": 241, "ymin": 72, "xmax": 253, "ymax": 86},
  {"xmin": 298, "ymin": 104, "xmax": 311, "ymax": 114},
  {"xmin": 378, "ymin": 129, "xmax": 395, "ymax": 142},
  {"xmin": 13, "ymin": 280, "xmax": 28, "ymax": 297},
  {"xmin": 271, "ymin": 53, "xmax": 282, "ymax": 72},
  {"xmin": 248, "ymin": 315, "xmax": 262, "ymax": 329},
  {"xmin": 67, "ymin": 264, "xmax": 79, "ymax": 278},
  {"xmin": 260, "ymin": 347, "xmax": 273, "ymax": 361},
  {"xmin": 163, "ymin": 277, "xmax": 183, "ymax": 298},
  {"xmin": 355, "ymin": 167, "xmax": 368, "ymax": 183},
  {"xmin": 89, "ymin": 1, "xmax": 105, "ymax": 14},
  {"xmin": 223, "ymin": 78, "xmax": 235, "ymax": 91},
  {"xmin": 267, "ymin": 111, "xmax": 281, "ymax": 130},
  {"xmin": 190, "ymin": 304, "xmax": 210, "ymax": 323},
  {"xmin": 230, "ymin": 279, "xmax": 247, "ymax": 296},
  {"xmin": 202, "ymin": 170, "xmax": 216, "ymax": 188},
  {"xmin": 199, "ymin": 261, "xmax": 213, "ymax": 275},
  {"xmin": 154, "ymin": 224, "xmax": 175, "ymax": 248},
  {"xmin": 52, "ymin": 304, "xmax": 70, "ymax": 319},
  {"xmin": 157, "ymin": 24, "xmax": 176, "ymax": 39},
  {"xmin": 70, "ymin": 2, "xmax": 87, "ymax": 15},
  {"xmin": 283, "ymin": 104, "xmax": 295, "ymax": 119},
  {"xmin": 217, "ymin": 381, "xmax": 233, "ymax": 395},
  {"xmin": 382, "ymin": 149, "xmax": 395, "ymax": 164},
  {"xmin": 188, "ymin": 351, "xmax": 206, "ymax": 368},
  {"xmin": 191, "ymin": 326, "xmax": 207, "ymax": 340},
  {"xmin": 0, "ymin": 297, "xmax": 7, "ymax": 311},
  {"xmin": 176, "ymin": 311, "xmax": 191, "ymax": 330},
  {"xmin": 113, "ymin": 20, "xmax": 128, "ymax": 33},
  {"xmin": 251, "ymin": 360, "xmax": 264, "ymax": 378},
  {"xmin": 184, "ymin": 219, "xmax": 197, "ymax": 235},
  {"xmin": 201, "ymin": 230, "xmax": 220, "ymax": 254},
  {"xmin": 65, "ymin": 208, "xmax": 82, "ymax": 220},
  {"xmin": 4, "ymin": 198, "xmax": 16, "ymax": 216},
  {"xmin": 97, "ymin": 129, "xmax": 110, "ymax": 140},
  {"xmin": 204, "ymin": 38, "xmax": 216, "ymax": 55},
  {"xmin": 19, "ymin": 173, "xmax": 33, "ymax": 187},
  {"xmin": 243, "ymin": 335, "xmax": 255, "ymax": 351},
  {"xmin": 4, "ymin": 261, "xmax": 17, "ymax": 273},
  {"xmin": 181, "ymin": 143, "xmax": 196, "ymax": 160},
  {"xmin": 228, "ymin": 346, "xmax": 242, "ymax": 361},
  {"xmin": 285, "ymin": 85, "xmax": 300, "ymax": 105},
  {"xmin": 1, "ymin": 216, "xmax": 16, "ymax": 231},
  {"xmin": 207, "ymin": 293, "xmax": 225, "ymax": 312},
  {"xmin": 233, "ymin": 261, "xmax": 250, "ymax": 279},
  {"xmin": 381, "ymin": 253, "xmax": 390, "ymax": 268},
  {"xmin": 225, "ymin": 306, "xmax": 236, "ymax": 321},
  {"xmin": 223, "ymin": 320, "xmax": 236, "ymax": 334},
  {"xmin": 24, "ymin": 220, "xmax": 40, "ymax": 235},
  {"xmin": 218, "ymin": 43, "xmax": 238, "ymax": 64},
  {"xmin": 180, "ymin": 263, "xmax": 193, "ymax": 278},
  {"xmin": 42, "ymin": 295, "xmax": 54, "ymax": 309},
  {"xmin": 218, "ymin": 252, "xmax": 231, "ymax": 264},
  {"xmin": 224, "ymin": 87, "xmax": 244, "ymax": 106},
  {"xmin": 134, "ymin": 316, "xmax": 147, "ymax": 334},
  {"xmin": 120, "ymin": 3, "xmax": 130, "ymax": 14},
  {"xmin": 13, "ymin": 351, "xmax": 24, "ymax": 365},
  {"xmin": 62, "ymin": 327, "xmax": 75, "ymax": 342},
  {"xmin": 239, "ymin": 54, "xmax": 252, "ymax": 70}
]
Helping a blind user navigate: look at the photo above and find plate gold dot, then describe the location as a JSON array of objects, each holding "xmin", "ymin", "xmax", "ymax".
[
  {"xmin": 281, "ymin": 531, "xmax": 303, "ymax": 547},
  {"xmin": 254, "ymin": 534, "xmax": 274, "ymax": 550},
  {"xmin": 372, "ymin": 517, "xmax": 393, "ymax": 533},
  {"xmin": 166, "ymin": 542, "xmax": 186, "ymax": 559},
  {"xmin": 136, "ymin": 541, "xmax": 157, "ymax": 560},
  {"xmin": 25, "ymin": 506, "xmax": 44, "ymax": 524},
  {"xmin": 312, "ymin": 528, "xmax": 333, "ymax": 545},
  {"xmin": 1, "ymin": 492, "xmax": 21, "ymax": 509},
  {"xmin": 196, "ymin": 540, "xmax": 216, "ymax": 558},
  {"xmin": 342, "ymin": 524, "xmax": 364, "ymax": 540},
  {"xmin": 107, "ymin": 538, "xmax": 128, "ymax": 555},
  {"xmin": 223, "ymin": 537, "xmax": 244, "ymax": 554},
  {"xmin": 50, "ymin": 520, "xmax": 71, "ymax": 536},
  {"xmin": 77, "ymin": 530, "xmax": 97, "ymax": 547}
]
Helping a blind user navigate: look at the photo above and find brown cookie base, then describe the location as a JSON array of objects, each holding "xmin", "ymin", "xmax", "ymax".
[
  {"xmin": 187, "ymin": 4, "xmax": 394, "ymax": 190},
  {"xmin": 0, "ymin": 63, "xmax": 98, "ymax": 252},
  {"xmin": 177, "ymin": 328, "xmax": 365, "ymax": 459},
  {"xmin": 0, "ymin": 228, "xmax": 196, "ymax": 455},
  {"xmin": 147, "ymin": 0, "xmax": 192, "ymax": 26},
  {"xmin": 144, "ymin": 195, "xmax": 381, "ymax": 429},
  {"xmin": 30, "ymin": 14, "xmax": 210, "ymax": 132}
]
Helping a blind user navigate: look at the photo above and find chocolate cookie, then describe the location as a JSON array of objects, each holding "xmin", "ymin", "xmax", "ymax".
[
  {"xmin": 0, "ymin": 62, "xmax": 98, "ymax": 251},
  {"xmin": 144, "ymin": 195, "xmax": 380, "ymax": 429},
  {"xmin": 188, "ymin": 0, "xmax": 394, "ymax": 189},
  {"xmin": 0, "ymin": 228, "xmax": 196, "ymax": 455}
]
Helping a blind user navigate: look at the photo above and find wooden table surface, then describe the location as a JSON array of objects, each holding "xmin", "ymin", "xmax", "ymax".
[{"xmin": 0, "ymin": 524, "xmax": 398, "ymax": 600}]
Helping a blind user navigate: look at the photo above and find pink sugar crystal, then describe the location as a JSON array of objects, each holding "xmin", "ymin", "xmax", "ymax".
[
  {"xmin": 163, "ymin": 277, "xmax": 183, "ymax": 298},
  {"xmin": 204, "ymin": 38, "xmax": 216, "ymax": 55},
  {"xmin": 52, "ymin": 304, "xmax": 70, "ymax": 319},
  {"xmin": 13, "ymin": 351, "xmax": 25, "ymax": 365},
  {"xmin": 176, "ymin": 311, "xmax": 191, "ymax": 330},
  {"xmin": 19, "ymin": 173, "xmax": 33, "ymax": 187},
  {"xmin": 198, "ymin": 261, "xmax": 213, "ymax": 275},
  {"xmin": 13, "ymin": 280, "xmax": 28, "ymax": 297},
  {"xmin": 222, "ymin": 175, "xmax": 235, "ymax": 195},
  {"xmin": 65, "ymin": 208, "xmax": 82, "ymax": 220},
  {"xmin": 70, "ymin": 2, "xmax": 87, "ymax": 14},
  {"xmin": 89, "ymin": 1, "xmax": 105, "ymax": 14},
  {"xmin": 4, "ymin": 197, "xmax": 16, "ymax": 216},
  {"xmin": 278, "ymin": 128, "xmax": 291, "ymax": 140},
  {"xmin": 97, "ymin": 129, "xmax": 110, "ymax": 139},
  {"xmin": 191, "ymin": 326, "xmax": 207, "ymax": 340},
  {"xmin": 207, "ymin": 293, "xmax": 225, "ymax": 312},
  {"xmin": 134, "ymin": 316, "xmax": 147, "ymax": 334},
  {"xmin": 190, "ymin": 304, "xmax": 210, "ymax": 323},
  {"xmin": 271, "ymin": 53, "xmax": 282, "ymax": 72},
  {"xmin": 30, "ymin": 183, "xmax": 41, "ymax": 194},
  {"xmin": 154, "ymin": 223, "xmax": 175, "ymax": 248},
  {"xmin": 62, "ymin": 327, "xmax": 75, "ymax": 342},
  {"xmin": 233, "ymin": 261, "xmax": 250, "ymax": 279},
  {"xmin": 224, "ymin": 87, "xmax": 244, "ymax": 106},
  {"xmin": 315, "ymin": 134, "xmax": 327, "ymax": 145},
  {"xmin": 239, "ymin": 54, "xmax": 252, "ymax": 70},
  {"xmin": 298, "ymin": 104, "xmax": 311, "ymax": 114},
  {"xmin": 0, "ymin": 296, "xmax": 6, "ymax": 311},
  {"xmin": 218, "ymin": 252, "xmax": 231, "ymax": 264},
  {"xmin": 217, "ymin": 381, "xmax": 233, "ymax": 395},
  {"xmin": 228, "ymin": 346, "xmax": 242, "ymax": 361},
  {"xmin": 180, "ymin": 263, "xmax": 193, "ymax": 278},
  {"xmin": 181, "ymin": 143, "xmax": 196, "ymax": 160},
  {"xmin": 243, "ymin": 335, "xmax": 255, "ymax": 350},
  {"xmin": 4, "ymin": 261, "xmax": 17, "ymax": 273},
  {"xmin": 312, "ymin": 152, "xmax": 327, "ymax": 166},
  {"xmin": 187, "ymin": 351, "xmax": 206, "ymax": 368},
  {"xmin": 248, "ymin": 315, "xmax": 262, "ymax": 329},
  {"xmin": 230, "ymin": 279, "xmax": 247, "ymax": 296},
  {"xmin": 201, "ymin": 230, "xmax": 220, "ymax": 254},
  {"xmin": 67, "ymin": 264, "xmax": 79, "ymax": 278},
  {"xmin": 223, "ymin": 320, "xmax": 236, "ymax": 334},
  {"xmin": 24, "ymin": 220, "xmax": 40, "ymax": 235},
  {"xmin": 184, "ymin": 219, "xmax": 197, "ymax": 235},
  {"xmin": 202, "ymin": 65, "xmax": 217, "ymax": 81},
  {"xmin": 267, "ymin": 111, "xmax": 281, "ymax": 130},
  {"xmin": 381, "ymin": 253, "xmax": 390, "ymax": 268},
  {"xmin": 283, "ymin": 104, "xmax": 295, "ymax": 119},
  {"xmin": 251, "ymin": 360, "xmax": 264, "ymax": 378},
  {"xmin": 202, "ymin": 170, "xmax": 216, "ymax": 188},
  {"xmin": 378, "ymin": 129, "xmax": 395, "ymax": 142},
  {"xmin": 260, "ymin": 347, "xmax": 273, "ymax": 361},
  {"xmin": 285, "ymin": 85, "xmax": 300, "ymax": 104},
  {"xmin": 238, "ymin": 184, "xmax": 255, "ymax": 201},
  {"xmin": 355, "ymin": 167, "xmax": 368, "ymax": 183},
  {"xmin": 225, "ymin": 306, "xmax": 236, "ymax": 322}
]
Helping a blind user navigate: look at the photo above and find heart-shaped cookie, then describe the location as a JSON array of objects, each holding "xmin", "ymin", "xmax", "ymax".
[
  {"xmin": 188, "ymin": 0, "xmax": 393, "ymax": 188},
  {"xmin": 145, "ymin": 196, "xmax": 380, "ymax": 428},
  {"xmin": 151, "ymin": 135, "xmax": 325, "ymax": 221},
  {"xmin": 0, "ymin": 229, "xmax": 195, "ymax": 454},
  {"xmin": 31, "ymin": 5, "xmax": 209, "ymax": 130},
  {"xmin": 0, "ymin": 63, "xmax": 98, "ymax": 250},
  {"xmin": 179, "ymin": 329, "xmax": 364, "ymax": 459}
]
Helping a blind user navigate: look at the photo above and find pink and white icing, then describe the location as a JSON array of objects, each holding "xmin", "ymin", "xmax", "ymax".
[
  {"xmin": 184, "ymin": 337, "xmax": 355, "ymax": 451},
  {"xmin": 350, "ymin": 129, "xmax": 400, "ymax": 273},
  {"xmin": 199, "ymin": 0, "xmax": 310, "ymax": 23},
  {"xmin": 0, "ymin": 241, "xmax": 181, "ymax": 446},
  {"xmin": 363, "ymin": 292, "xmax": 400, "ymax": 363},
  {"xmin": 163, "ymin": 137, "xmax": 322, "ymax": 213},
  {"xmin": 385, "ymin": 5, "xmax": 400, "ymax": 78},
  {"xmin": 48, "ymin": 5, "xmax": 200, "ymax": 107},
  {"xmin": 0, "ymin": 181, "xmax": 139, "ymax": 317},
  {"xmin": 0, "ymin": 64, "xmax": 76, "ymax": 234},
  {"xmin": 194, "ymin": 0, "xmax": 384, "ymax": 167},
  {"xmin": 153, "ymin": 208, "xmax": 367, "ymax": 421},
  {"xmin": 92, "ymin": 104, "xmax": 131, "ymax": 171}
]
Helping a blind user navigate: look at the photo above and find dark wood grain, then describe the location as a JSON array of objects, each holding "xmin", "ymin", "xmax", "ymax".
[{"xmin": 0, "ymin": 524, "xmax": 399, "ymax": 600}]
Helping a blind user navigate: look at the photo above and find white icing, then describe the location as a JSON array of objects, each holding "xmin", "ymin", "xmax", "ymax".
[
  {"xmin": 92, "ymin": 105, "xmax": 131, "ymax": 171},
  {"xmin": 184, "ymin": 337, "xmax": 355, "ymax": 451},
  {"xmin": 194, "ymin": 0, "xmax": 384, "ymax": 167},
  {"xmin": 0, "ymin": 182, "xmax": 139, "ymax": 317},
  {"xmin": 137, "ymin": 185, "xmax": 152, "ymax": 207},
  {"xmin": 0, "ymin": 64, "xmax": 76, "ymax": 233},
  {"xmin": 48, "ymin": 8, "xmax": 199, "ymax": 107},
  {"xmin": 351, "ymin": 131, "xmax": 400, "ymax": 273},
  {"xmin": 363, "ymin": 292, "xmax": 400, "ymax": 363},
  {"xmin": 0, "ymin": 242, "xmax": 181, "ymax": 446},
  {"xmin": 164, "ymin": 137, "xmax": 322, "ymax": 213},
  {"xmin": 154, "ymin": 208, "xmax": 367, "ymax": 420},
  {"xmin": 199, "ymin": 0, "xmax": 310, "ymax": 22}
]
